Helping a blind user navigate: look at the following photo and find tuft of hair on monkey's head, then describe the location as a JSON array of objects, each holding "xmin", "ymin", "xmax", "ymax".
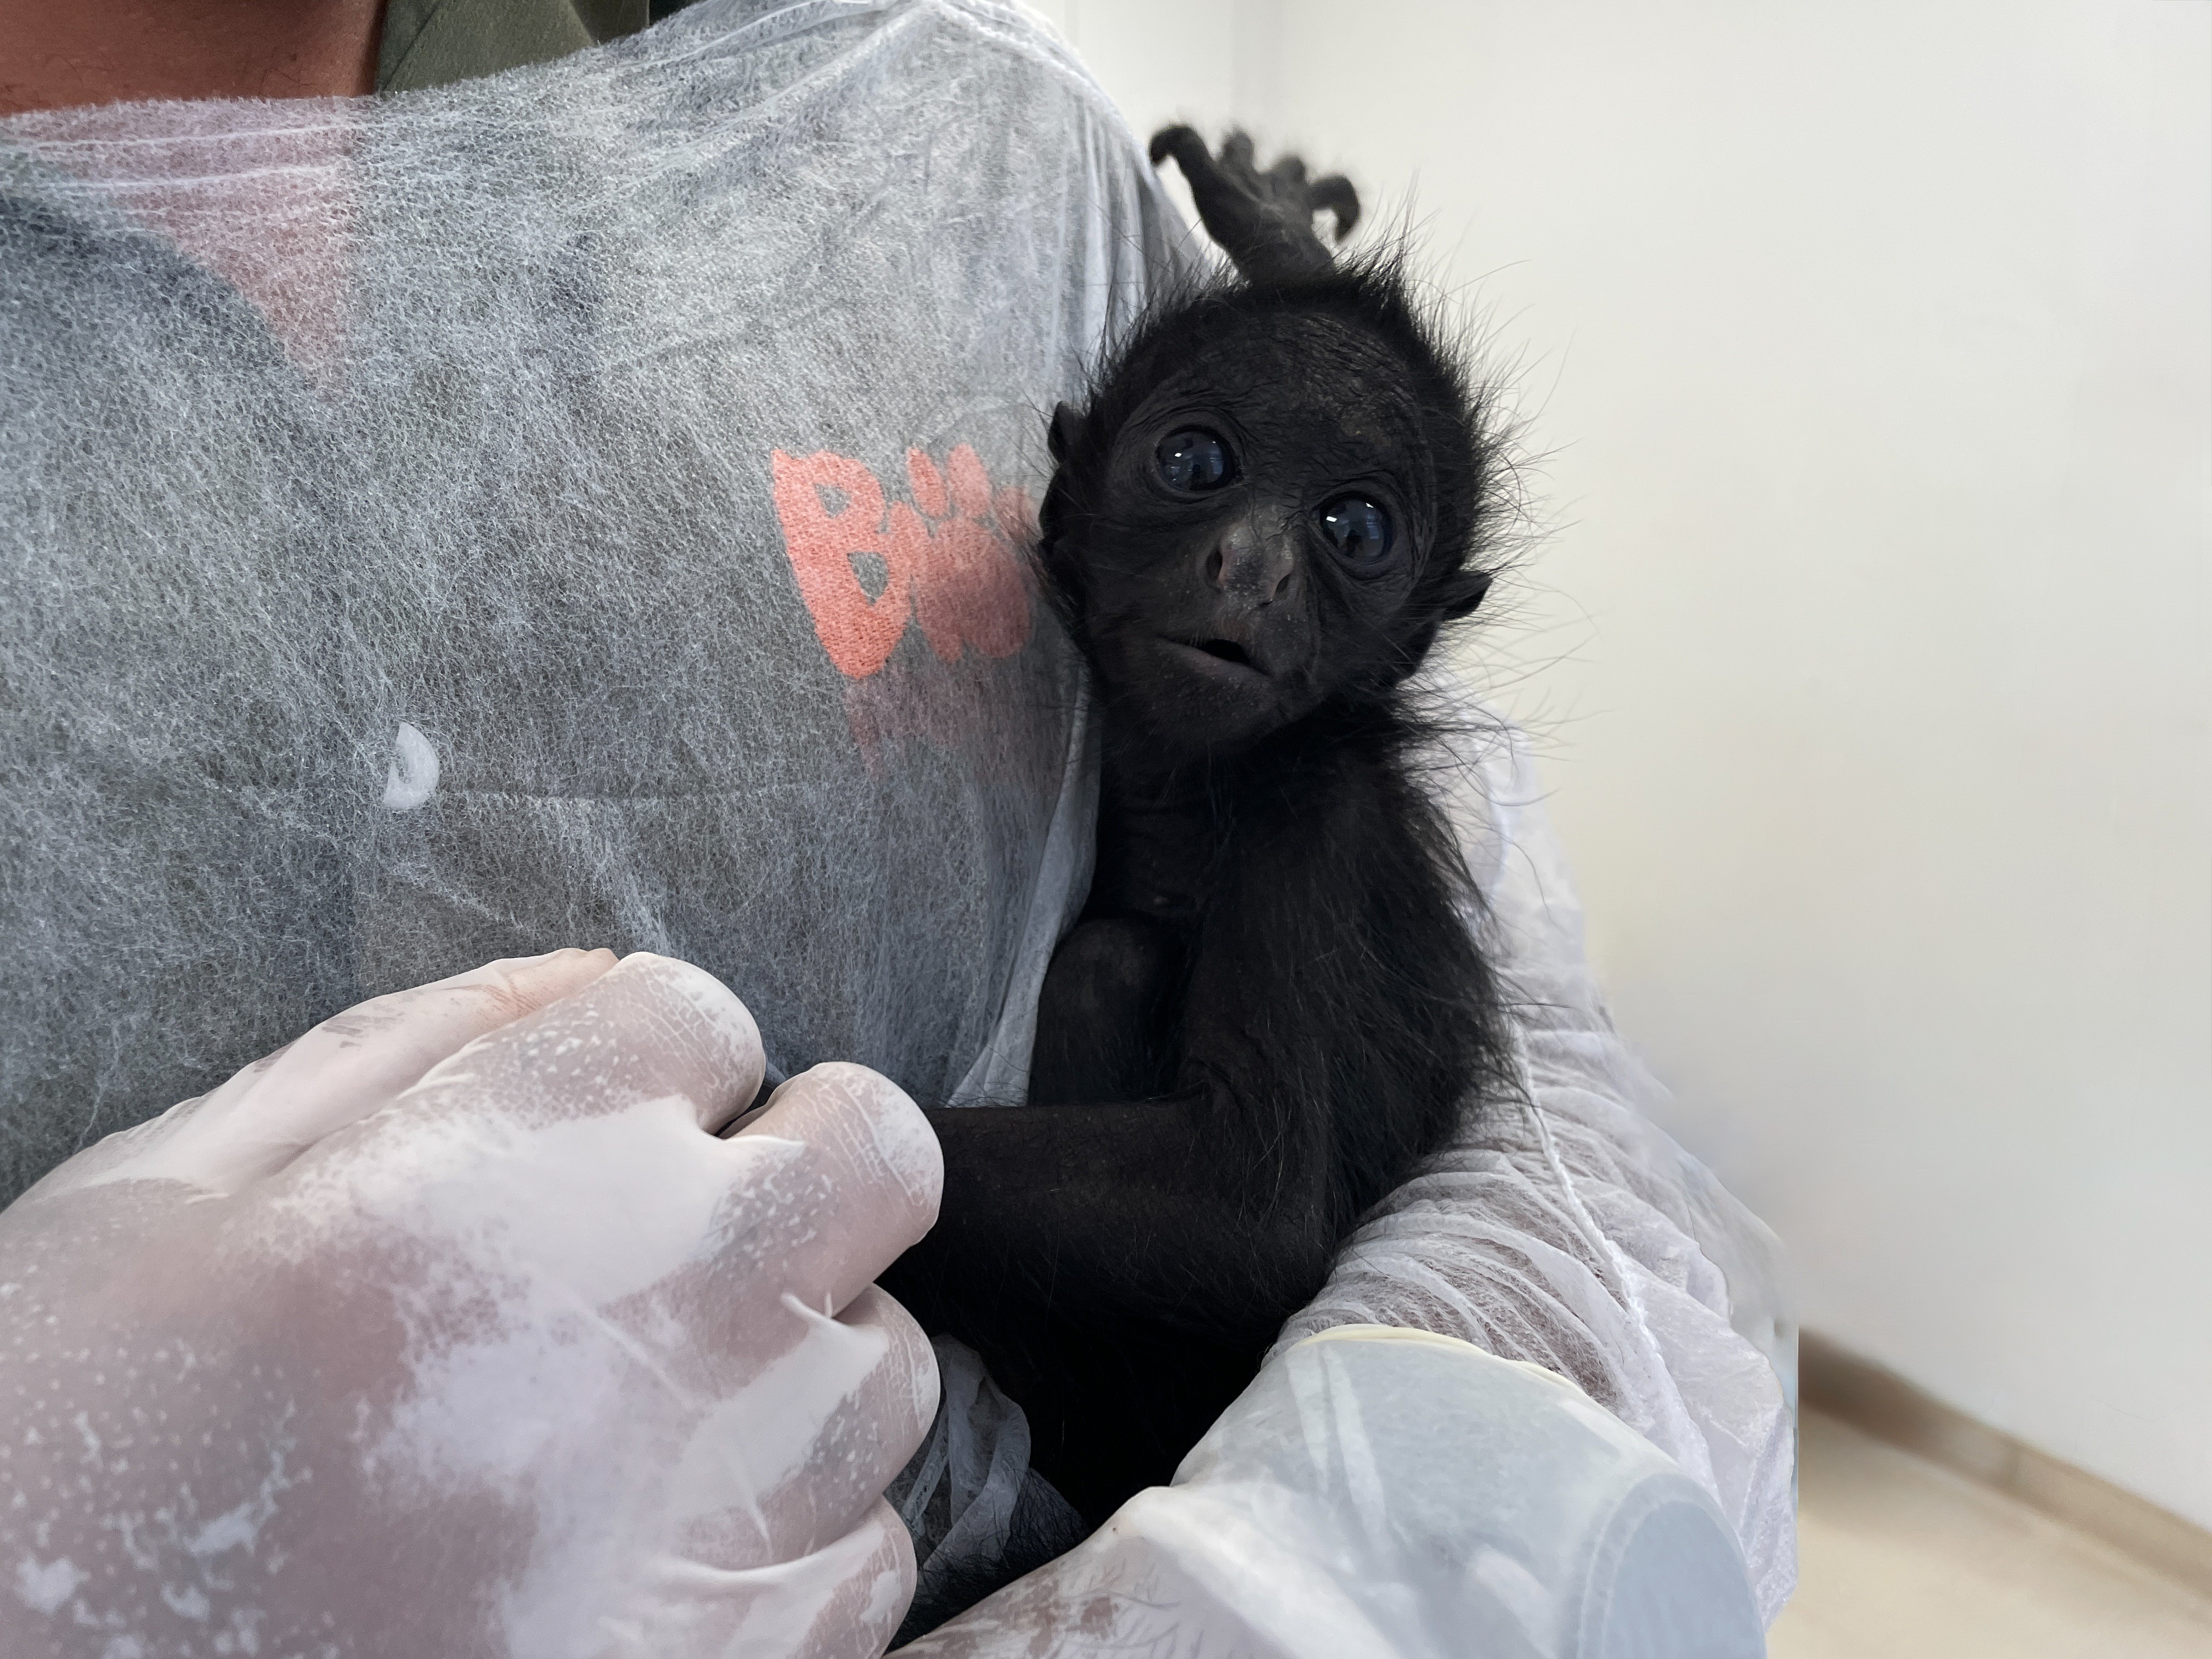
[{"xmin": 1038, "ymin": 129, "xmax": 1502, "ymax": 761}]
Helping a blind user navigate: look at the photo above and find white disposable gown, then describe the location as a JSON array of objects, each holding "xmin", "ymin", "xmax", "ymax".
[{"xmin": 0, "ymin": 0, "xmax": 1795, "ymax": 1649}]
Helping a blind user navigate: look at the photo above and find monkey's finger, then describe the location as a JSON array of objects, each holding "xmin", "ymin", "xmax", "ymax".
[
  {"xmin": 1310, "ymin": 174, "xmax": 1361, "ymax": 240},
  {"xmin": 399, "ymin": 951, "xmax": 766, "ymax": 1135},
  {"xmin": 1148, "ymin": 122, "xmax": 1211, "ymax": 179},
  {"xmin": 24, "ymin": 949, "xmax": 620, "ymax": 1203},
  {"xmin": 1265, "ymin": 152, "xmax": 1310, "ymax": 189},
  {"xmin": 1150, "ymin": 127, "xmax": 1255, "ymax": 219},
  {"xmin": 728, "ymin": 1062, "xmax": 942, "ymax": 1321},
  {"xmin": 1220, "ymin": 128, "xmax": 1258, "ymax": 173}
]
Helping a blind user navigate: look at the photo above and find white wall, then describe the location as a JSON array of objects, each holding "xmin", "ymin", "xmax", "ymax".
[{"xmin": 1034, "ymin": 0, "xmax": 2212, "ymax": 1531}]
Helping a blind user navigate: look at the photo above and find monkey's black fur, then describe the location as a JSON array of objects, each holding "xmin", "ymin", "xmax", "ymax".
[{"xmin": 883, "ymin": 128, "xmax": 1510, "ymax": 1534}]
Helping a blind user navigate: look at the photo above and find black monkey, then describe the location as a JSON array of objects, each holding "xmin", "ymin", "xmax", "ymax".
[{"xmin": 884, "ymin": 128, "xmax": 1509, "ymax": 1527}]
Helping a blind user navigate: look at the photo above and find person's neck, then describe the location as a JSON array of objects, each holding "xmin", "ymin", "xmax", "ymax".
[{"xmin": 0, "ymin": 0, "xmax": 387, "ymax": 118}]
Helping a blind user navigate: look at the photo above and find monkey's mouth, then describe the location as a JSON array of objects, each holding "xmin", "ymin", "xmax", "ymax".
[{"xmin": 1158, "ymin": 635, "xmax": 1269, "ymax": 685}]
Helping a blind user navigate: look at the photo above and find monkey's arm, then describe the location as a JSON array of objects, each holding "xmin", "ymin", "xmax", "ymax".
[
  {"xmin": 1026, "ymin": 916, "xmax": 1182, "ymax": 1105},
  {"xmin": 887, "ymin": 1091, "xmax": 1332, "ymax": 1346},
  {"xmin": 882, "ymin": 1087, "xmax": 1334, "ymax": 1521},
  {"xmin": 1148, "ymin": 126, "xmax": 1360, "ymax": 281}
]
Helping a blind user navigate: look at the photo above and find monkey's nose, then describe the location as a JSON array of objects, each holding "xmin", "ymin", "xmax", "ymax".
[{"xmin": 1204, "ymin": 525, "xmax": 1295, "ymax": 605}]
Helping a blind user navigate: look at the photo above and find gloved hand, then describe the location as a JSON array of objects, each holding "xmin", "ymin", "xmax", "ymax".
[
  {"xmin": 0, "ymin": 949, "xmax": 943, "ymax": 1659},
  {"xmin": 899, "ymin": 1327, "xmax": 1765, "ymax": 1659}
]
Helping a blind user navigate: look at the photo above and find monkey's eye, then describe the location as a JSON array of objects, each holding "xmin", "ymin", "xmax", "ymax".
[
  {"xmin": 1156, "ymin": 429, "xmax": 1234, "ymax": 493},
  {"xmin": 1317, "ymin": 496, "xmax": 1393, "ymax": 565}
]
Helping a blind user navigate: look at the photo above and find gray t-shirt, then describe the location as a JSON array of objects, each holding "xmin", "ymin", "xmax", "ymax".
[{"xmin": 0, "ymin": 0, "xmax": 1186, "ymax": 1201}]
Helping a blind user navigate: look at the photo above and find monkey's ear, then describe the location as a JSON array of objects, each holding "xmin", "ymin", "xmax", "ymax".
[
  {"xmin": 1048, "ymin": 402, "xmax": 1088, "ymax": 464},
  {"xmin": 1440, "ymin": 570, "xmax": 1493, "ymax": 619}
]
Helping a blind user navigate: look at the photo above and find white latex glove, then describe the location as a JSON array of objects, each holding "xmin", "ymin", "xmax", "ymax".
[
  {"xmin": 0, "ymin": 949, "xmax": 943, "ymax": 1659},
  {"xmin": 899, "ymin": 1327, "xmax": 1765, "ymax": 1659}
]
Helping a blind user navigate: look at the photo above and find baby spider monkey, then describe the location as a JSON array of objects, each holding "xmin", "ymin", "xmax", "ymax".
[{"xmin": 885, "ymin": 127, "xmax": 1509, "ymax": 1525}]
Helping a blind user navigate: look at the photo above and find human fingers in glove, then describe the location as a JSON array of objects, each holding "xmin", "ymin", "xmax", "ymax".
[{"xmin": 0, "ymin": 949, "xmax": 942, "ymax": 1659}]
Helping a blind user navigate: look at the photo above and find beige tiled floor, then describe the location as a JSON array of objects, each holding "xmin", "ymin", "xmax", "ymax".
[{"xmin": 1768, "ymin": 1412, "xmax": 2212, "ymax": 1658}]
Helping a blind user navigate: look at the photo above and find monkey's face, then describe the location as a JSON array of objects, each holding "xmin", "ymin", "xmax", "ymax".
[{"xmin": 1063, "ymin": 313, "xmax": 1442, "ymax": 752}]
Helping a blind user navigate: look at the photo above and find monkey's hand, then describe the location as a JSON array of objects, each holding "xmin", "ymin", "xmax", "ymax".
[{"xmin": 1148, "ymin": 125, "xmax": 1361, "ymax": 280}]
